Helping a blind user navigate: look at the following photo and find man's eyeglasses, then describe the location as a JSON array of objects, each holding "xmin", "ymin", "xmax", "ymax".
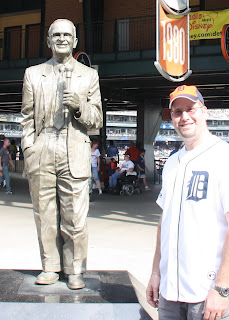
[{"xmin": 171, "ymin": 106, "xmax": 203, "ymax": 118}]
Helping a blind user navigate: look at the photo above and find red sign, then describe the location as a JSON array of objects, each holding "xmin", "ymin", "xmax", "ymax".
[
  {"xmin": 73, "ymin": 51, "xmax": 91, "ymax": 67},
  {"xmin": 221, "ymin": 24, "xmax": 229, "ymax": 62}
]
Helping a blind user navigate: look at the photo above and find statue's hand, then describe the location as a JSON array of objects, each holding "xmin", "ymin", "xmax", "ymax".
[{"xmin": 63, "ymin": 90, "xmax": 80, "ymax": 111}]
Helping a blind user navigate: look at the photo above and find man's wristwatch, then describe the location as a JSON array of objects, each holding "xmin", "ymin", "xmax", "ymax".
[{"xmin": 213, "ymin": 285, "xmax": 229, "ymax": 297}]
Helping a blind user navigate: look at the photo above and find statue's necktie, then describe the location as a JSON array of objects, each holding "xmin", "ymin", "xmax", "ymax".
[{"xmin": 53, "ymin": 65, "xmax": 65, "ymax": 130}]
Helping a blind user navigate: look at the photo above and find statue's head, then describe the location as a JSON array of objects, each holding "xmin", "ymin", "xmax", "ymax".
[{"xmin": 47, "ymin": 19, "xmax": 78, "ymax": 59}]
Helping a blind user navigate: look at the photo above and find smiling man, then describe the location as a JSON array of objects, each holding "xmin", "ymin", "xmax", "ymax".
[
  {"xmin": 21, "ymin": 19, "xmax": 103, "ymax": 289},
  {"xmin": 146, "ymin": 85, "xmax": 229, "ymax": 320}
]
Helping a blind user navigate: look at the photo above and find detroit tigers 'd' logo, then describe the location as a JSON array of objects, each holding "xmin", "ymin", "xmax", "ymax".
[{"xmin": 187, "ymin": 171, "xmax": 209, "ymax": 202}]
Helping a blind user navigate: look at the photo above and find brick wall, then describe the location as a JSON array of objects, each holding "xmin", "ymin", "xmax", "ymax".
[
  {"xmin": 43, "ymin": 0, "xmax": 84, "ymax": 55},
  {"xmin": 43, "ymin": 0, "xmax": 228, "ymax": 55},
  {"xmin": 104, "ymin": 0, "xmax": 156, "ymax": 20},
  {"xmin": 45, "ymin": 0, "xmax": 83, "ymax": 28},
  {"xmin": 44, "ymin": 0, "xmax": 228, "ymax": 27}
]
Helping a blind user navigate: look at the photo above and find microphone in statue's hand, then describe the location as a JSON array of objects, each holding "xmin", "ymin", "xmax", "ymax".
[
  {"xmin": 64, "ymin": 65, "xmax": 73, "ymax": 118},
  {"xmin": 65, "ymin": 65, "xmax": 73, "ymax": 91}
]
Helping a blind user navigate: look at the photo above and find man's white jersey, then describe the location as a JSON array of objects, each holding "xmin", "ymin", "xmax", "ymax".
[{"xmin": 157, "ymin": 136, "xmax": 229, "ymax": 303}]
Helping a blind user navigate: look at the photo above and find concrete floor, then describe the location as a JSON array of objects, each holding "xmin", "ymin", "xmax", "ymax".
[{"xmin": 0, "ymin": 173, "xmax": 162, "ymax": 318}]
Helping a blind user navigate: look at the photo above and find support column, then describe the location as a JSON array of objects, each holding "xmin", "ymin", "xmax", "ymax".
[
  {"xmin": 100, "ymin": 97, "xmax": 107, "ymax": 157},
  {"xmin": 136, "ymin": 103, "xmax": 144, "ymax": 149},
  {"xmin": 143, "ymin": 99, "xmax": 163, "ymax": 180}
]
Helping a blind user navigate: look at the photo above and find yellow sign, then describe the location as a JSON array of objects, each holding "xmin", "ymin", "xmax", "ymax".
[{"xmin": 189, "ymin": 9, "xmax": 229, "ymax": 41}]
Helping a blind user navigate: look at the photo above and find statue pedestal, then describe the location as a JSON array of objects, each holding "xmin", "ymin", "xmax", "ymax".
[{"xmin": 0, "ymin": 270, "xmax": 153, "ymax": 319}]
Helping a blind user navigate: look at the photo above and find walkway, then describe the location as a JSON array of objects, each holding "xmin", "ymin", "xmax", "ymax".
[{"xmin": 0, "ymin": 173, "xmax": 162, "ymax": 318}]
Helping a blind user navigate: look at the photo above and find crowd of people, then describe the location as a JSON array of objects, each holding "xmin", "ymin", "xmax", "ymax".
[
  {"xmin": 90, "ymin": 140, "xmax": 151, "ymax": 194},
  {"xmin": 1, "ymin": 134, "xmax": 182, "ymax": 197}
]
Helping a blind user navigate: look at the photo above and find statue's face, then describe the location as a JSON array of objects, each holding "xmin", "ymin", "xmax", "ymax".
[{"xmin": 47, "ymin": 20, "xmax": 77, "ymax": 58}]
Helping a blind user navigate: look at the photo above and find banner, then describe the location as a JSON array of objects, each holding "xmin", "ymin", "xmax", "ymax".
[
  {"xmin": 159, "ymin": 5, "xmax": 189, "ymax": 77},
  {"xmin": 189, "ymin": 9, "xmax": 229, "ymax": 41},
  {"xmin": 154, "ymin": 3, "xmax": 192, "ymax": 81}
]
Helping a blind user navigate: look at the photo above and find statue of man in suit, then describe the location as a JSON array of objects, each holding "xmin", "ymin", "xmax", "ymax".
[{"xmin": 21, "ymin": 19, "xmax": 103, "ymax": 289}]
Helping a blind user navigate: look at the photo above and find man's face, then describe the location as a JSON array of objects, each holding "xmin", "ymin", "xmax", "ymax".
[
  {"xmin": 5, "ymin": 139, "xmax": 10, "ymax": 147},
  {"xmin": 124, "ymin": 156, "xmax": 130, "ymax": 161},
  {"xmin": 171, "ymin": 98, "xmax": 208, "ymax": 141},
  {"xmin": 47, "ymin": 20, "xmax": 77, "ymax": 58}
]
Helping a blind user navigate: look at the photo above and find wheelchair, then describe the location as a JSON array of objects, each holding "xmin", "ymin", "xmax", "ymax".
[{"xmin": 116, "ymin": 171, "xmax": 142, "ymax": 196}]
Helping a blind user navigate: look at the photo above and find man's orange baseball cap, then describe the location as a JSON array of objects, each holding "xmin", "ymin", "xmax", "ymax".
[{"xmin": 169, "ymin": 85, "xmax": 204, "ymax": 109}]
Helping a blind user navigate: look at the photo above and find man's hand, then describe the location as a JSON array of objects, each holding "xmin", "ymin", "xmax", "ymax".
[
  {"xmin": 146, "ymin": 273, "xmax": 160, "ymax": 308},
  {"xmin": 203, "ymin": 288, "xmax": 229, "ymax": 320},
  {"xmin": 63, "ymin": 90, "xmax": 80, "ymax": 111}
]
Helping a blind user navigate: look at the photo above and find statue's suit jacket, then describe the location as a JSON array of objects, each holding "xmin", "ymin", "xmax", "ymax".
[{"xmin": 21, "ymin": 57, "xmax": 103, "ymax": 178}]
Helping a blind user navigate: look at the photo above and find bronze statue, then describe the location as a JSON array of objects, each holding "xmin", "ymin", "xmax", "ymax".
[{"xmin": 21, "ymin": 19, "xmax": 103, "ymax": 289}]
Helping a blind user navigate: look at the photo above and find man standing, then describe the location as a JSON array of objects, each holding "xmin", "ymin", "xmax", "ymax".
[
  {"xmin": 107, "ymin": 140, "xmax": 119, "ymax": 159},
  {"xmin": 0, "ymin": 138, "xmax": 14, "ymax": 194},
  {"xmin": 125, "ymin": 142, "xmax": 140, "ymax": 164},
  {"xmin": 0, "ymin": 134, "xmax": 6, "ymax": 187},
  {"xmin": 21, "ymin": 19, "xmax": 103, "ymax": 289},
  {"xmin": 146, "ymin": 85, "xmax": 229, "ymax": 319},
  {"xmin": 136, "ymin": 149, "xmax": 150, "ymax": 190}
]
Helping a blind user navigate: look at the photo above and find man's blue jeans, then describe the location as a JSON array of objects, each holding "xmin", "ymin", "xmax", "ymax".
[{"xmin": 0, "ymin": 163, "xmax": 11, "ymax": 192}]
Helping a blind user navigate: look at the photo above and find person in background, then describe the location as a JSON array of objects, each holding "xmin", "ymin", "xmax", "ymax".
[
  {"xmin": 125, "ymin": 141, "xmax": 140, "ymax": 164},
  {"xmin": 109, "ymin": 153, "xmax": 134, "ymax": 188},
  {"xmin": 146, "ymin": 85, "xmax": 229, "ymax": 320},
  {"xmin": 0, "ymin": 135, "xmax": 6, "ymax": 187},
  {"xmin": 136, "ymin": 149, "xmax": 150, "ymax": 190},
  {"xmin": 91, "ymin": 140, "xmax": 102, "ymax": 195},
  {"xmin": 108, "ymin": 157, "xmax": 117, "ymax": 180},
  {"xmin": 0, "ymin": 135, "xmax": 5, "ymax": 149},
  {"xmin": 18, "ymin": 143, "xmax": 24, "ymax": 160},
  {"xmin": 0, "ymin": 138, "xmax": 14, "ymax": 194},
  {"xmin": 107, "ymin": 140, "xmax": 119, "ymax": 159},
  {"xmin": 169, "ymin": 141, "xmax": 182, "ymax": 157},
  {"xmin": 9, "ymin": 139, "xmax": 18, "ymax": 160}
]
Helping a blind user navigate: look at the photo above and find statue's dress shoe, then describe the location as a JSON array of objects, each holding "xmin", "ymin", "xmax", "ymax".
[
  {"xmin": 36, "ymin": 272, "xmax": 59, "ymax": 285},
  {"xmin": 67, "ymin": 274, "xmax": 85, "ymax": 290}
]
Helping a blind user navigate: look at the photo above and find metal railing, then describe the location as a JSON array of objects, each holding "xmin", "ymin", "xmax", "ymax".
[
  {"xmin": 0, "ymin": 16, "xmax": 156, "ymax": 61},
  {"xmin": 0, "ymin": 15, "xmax": 220, "ymax": 62}
]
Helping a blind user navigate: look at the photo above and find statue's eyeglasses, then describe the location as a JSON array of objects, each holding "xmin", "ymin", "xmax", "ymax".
[{"xmin": 51, "ymin": 33, "xmax": 73, "ymax": 40}]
